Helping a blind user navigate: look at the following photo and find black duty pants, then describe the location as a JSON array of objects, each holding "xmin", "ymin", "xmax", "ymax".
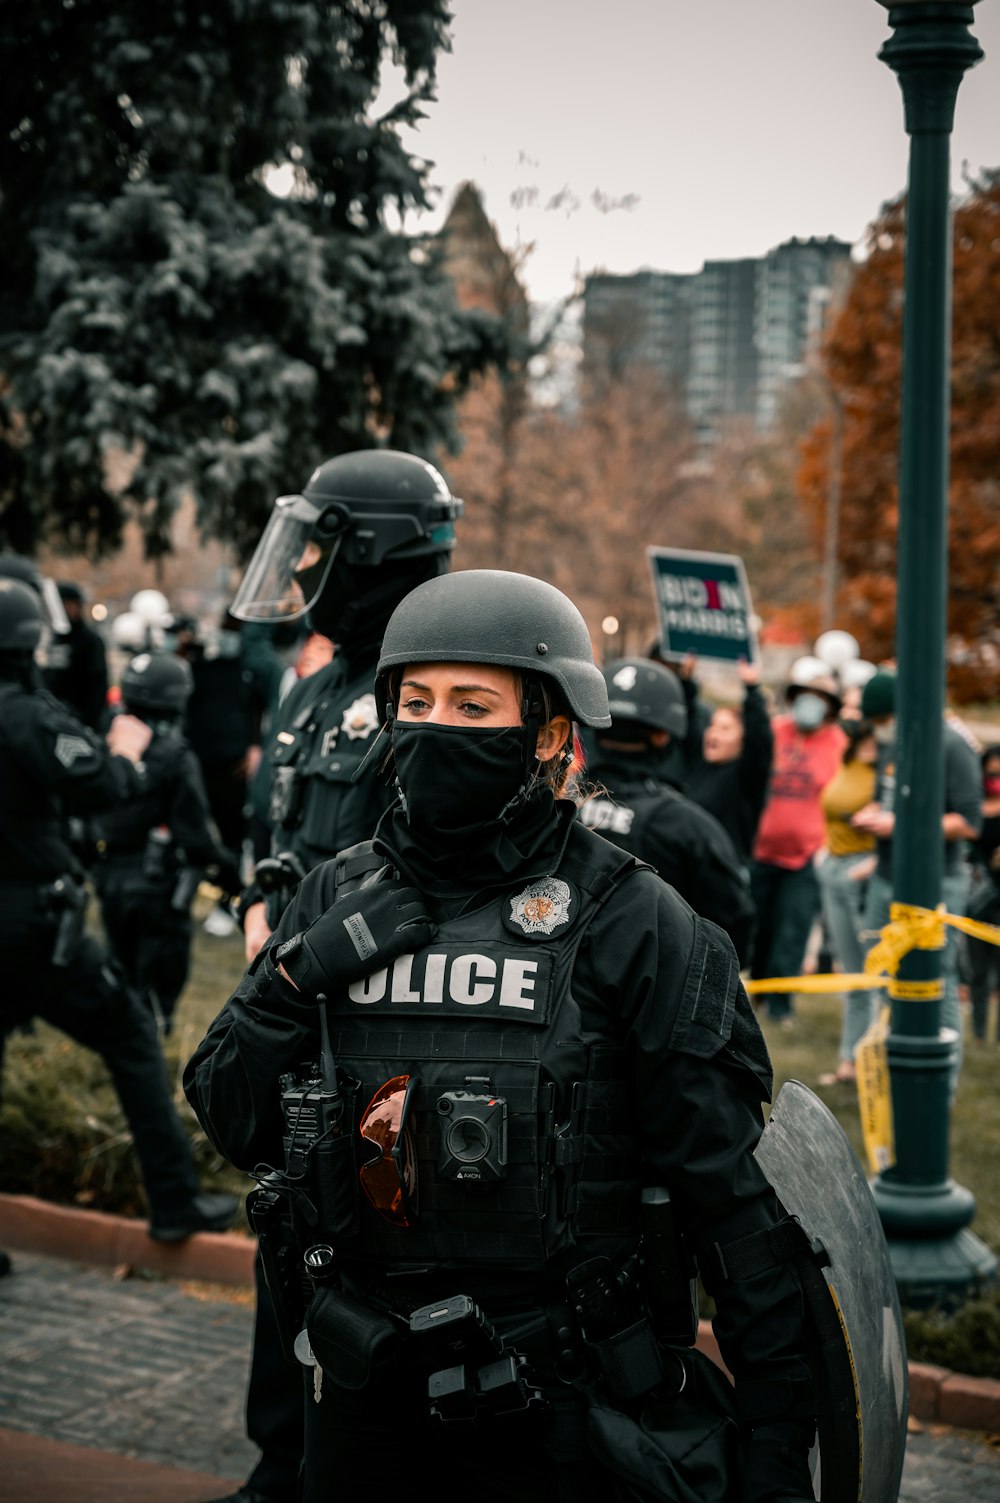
[
  {"xmin": 242, "ymin": 1250, "xmax": 305, "ymax": 1501},
  {"xmin": 96, "ymin": 863, "xmax": 193, "ymax": 1026},
  {"xmin": 301, "ymin": 1358, "xmax": 613, "ymax": 1503},
  {"xmin": 0, "ymin": 901, "xmax": 201, "ymax": 1216}
]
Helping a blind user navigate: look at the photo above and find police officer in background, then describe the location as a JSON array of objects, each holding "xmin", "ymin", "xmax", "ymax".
[
  {"xmin": 209, "ymin": 448, "xmax": 463, "ymax": 1503},
  {"xmin": 0, "ymin": 579, "xmax": 237, "ymax": 1242},
  {"xmin": 185, "ymin": 569, "xmax": 819, "ymax": 1503},
  {"xmin": 43, "ymin": 580, "xmax": 110, "ymax": 730},
  {"xmin": 92, "ymin": 652, "xmax": 241, "ymax": 1037},
  {"xmin": 580, "ymin": 657, "xmax": 755, "ymax": 963},
  {"xmin": 234, "ymin": 449, "xmax": 463, "ymax": 967}
]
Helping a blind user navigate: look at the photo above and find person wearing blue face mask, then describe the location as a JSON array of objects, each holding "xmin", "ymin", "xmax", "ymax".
[{"xmin": 748, "ymin": 670, "xmax": 847, "ymax": 1026}]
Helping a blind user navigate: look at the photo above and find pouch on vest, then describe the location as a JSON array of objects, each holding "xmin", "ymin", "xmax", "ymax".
[
  {"xmin": 306, "ymin": 1283, "xmax": 403, "ymax": 1390},
  {"xmin": 585, "ymin": 1348, "xmax": 742, "ymax": 1503}
]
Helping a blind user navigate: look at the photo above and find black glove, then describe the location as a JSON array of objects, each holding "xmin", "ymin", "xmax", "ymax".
[
  {"xmin": 275, "ymin": 882, "xmax": 435, "ymax": 996},
  {"xmin": 205, "ymin": 848, "xmax": 242, "ymax": 898},
  {"xmin": 741, "ymin": 1421, "xmax": 816, "ymax": 1503}
]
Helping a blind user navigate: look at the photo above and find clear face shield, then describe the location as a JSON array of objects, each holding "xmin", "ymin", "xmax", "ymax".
[
  {"xmin": 230, "ymin": 494, "xmax": 352, "ymax": 623},
  {"xmin": 31, "ymin": 576, "xmax": 72, "ymax": 670}
]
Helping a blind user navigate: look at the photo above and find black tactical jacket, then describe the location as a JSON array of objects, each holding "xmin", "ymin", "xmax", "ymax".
[
  {"xmin": 186, "ymin": 813, "xmax": 810, "ymax": 1400},
  {"xmin": 0, "ymin": 678, "xmax": 147, "ymax": 882},
  {"xmin": 581, "ymin": 749, "xmax": 755, "ymax": 962},
  {"xmin": 247, "ymin": 652, "xmax": 395, "ymax": 923}
]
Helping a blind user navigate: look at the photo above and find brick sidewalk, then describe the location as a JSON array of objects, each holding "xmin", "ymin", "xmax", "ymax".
[
  {"xmin": 2, "ymin": 1206, "xmax": 1000, "ymax": 1502},
  {"xmin": 0, "ymin": 1250, "xmax": 256, "ymax": 1498}
]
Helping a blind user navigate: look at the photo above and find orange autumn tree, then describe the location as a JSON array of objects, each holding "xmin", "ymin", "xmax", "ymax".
[{"xmin": 798, "ymin": 171, "xmax": 1000, "ymax": 702}]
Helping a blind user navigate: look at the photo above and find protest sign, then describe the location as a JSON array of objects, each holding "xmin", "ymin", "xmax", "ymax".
[{"xmin": 647, "ymin": 546, "xmax": 758, "ymax": 665}]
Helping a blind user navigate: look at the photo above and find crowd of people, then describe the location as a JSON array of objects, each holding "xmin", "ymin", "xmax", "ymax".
[{"xmin": 2, "ymin": 453, "xmax": 992, "ymax": 1498}]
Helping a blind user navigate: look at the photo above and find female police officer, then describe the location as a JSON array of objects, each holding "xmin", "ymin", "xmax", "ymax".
[{"xmin": 185, "ymin": 570, "xmax": 817, "ymax": 1503}]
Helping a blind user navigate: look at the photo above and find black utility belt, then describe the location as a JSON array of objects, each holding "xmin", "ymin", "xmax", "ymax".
[{"xmin": 304, "ymin": 1281, "xmax": 551, "ymax": 1424}]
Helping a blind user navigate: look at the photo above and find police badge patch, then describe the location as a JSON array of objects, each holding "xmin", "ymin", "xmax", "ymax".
[
  {"xmin": 340, "ymin": 693, "xmax": 380, "ymax": 741},
  {"xmin": 504, "ymin": 876, "xmax": 575, "ymax": 939}
]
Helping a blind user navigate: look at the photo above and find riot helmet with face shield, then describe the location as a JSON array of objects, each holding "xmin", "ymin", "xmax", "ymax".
[
  {"xmin": 230, "ymin": 450, "xmax": 462, "ymax": 650},
  {"xmin": 0, "ymin": 554, "xmax": 71, "ymax": 638}
]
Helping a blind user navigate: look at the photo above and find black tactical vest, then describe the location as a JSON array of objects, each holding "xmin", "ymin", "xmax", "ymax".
[
  {"xmin": 267, "ymin": 658, "xmax": 387, "ymax": 870},
  {"xmin": 302, "ymin": 824, "xmax": 646, "ymax": 1277}
]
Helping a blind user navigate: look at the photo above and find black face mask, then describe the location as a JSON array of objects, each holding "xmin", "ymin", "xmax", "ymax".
[{"xmin": 390, "ymin": 721, "xmax": 531, "ymax": 839}]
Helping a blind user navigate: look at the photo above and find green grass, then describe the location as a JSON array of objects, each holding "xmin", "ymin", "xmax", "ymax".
[{"xmin": 2, "ymin": 894, "xmax": 999, "ymax": 1373}]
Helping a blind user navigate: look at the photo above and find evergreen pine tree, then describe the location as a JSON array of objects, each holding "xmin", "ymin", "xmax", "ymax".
[{"xmin": 0, "ymin": 0, "xmax": 496, "ymax": 557}]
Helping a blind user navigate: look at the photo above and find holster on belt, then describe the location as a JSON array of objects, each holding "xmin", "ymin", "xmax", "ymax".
[{"xmin": 48, "ymin": 874, "xmax": 87, "ymax": 967}]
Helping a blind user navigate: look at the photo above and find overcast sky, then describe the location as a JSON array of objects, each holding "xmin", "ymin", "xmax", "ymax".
[{"xmin": 395, "ymin": 1, "xmax": 1000, "ymax": 303}]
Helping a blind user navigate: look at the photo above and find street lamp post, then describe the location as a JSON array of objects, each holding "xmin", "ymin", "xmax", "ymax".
[{"xmin": 871, "ymin": 1, "xmax": 996, "ymax": 1307}]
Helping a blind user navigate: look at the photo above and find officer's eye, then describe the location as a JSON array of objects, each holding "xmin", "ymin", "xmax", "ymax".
[
  {"xmin": 399, "ymin": 694, "xmax": 431, "ymax": 716},
  {"xmin": 458, "ymin": 699, "xmax": 491, "ymax": 718}
]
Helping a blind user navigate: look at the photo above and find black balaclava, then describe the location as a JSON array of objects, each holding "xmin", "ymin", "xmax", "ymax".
[
  {"xmin": 374, "ymin": 713, "xmax": 574, "ymax": 896},
  {"xmin": 588, "ymin": 728, "xmax": 679, "ymax": 791},
  {"xmin": 308, "ymin": 555, "xmax": 448, "ymax": 662}
]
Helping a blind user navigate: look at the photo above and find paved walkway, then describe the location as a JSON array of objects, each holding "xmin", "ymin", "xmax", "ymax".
[
  {"xmin": 1, "ymin": 1249, "xmax": 999, "ymax": 1502},
  {"xmin": 0, "ymin": 1251, "xmax": 255, "ymax": 1501}
]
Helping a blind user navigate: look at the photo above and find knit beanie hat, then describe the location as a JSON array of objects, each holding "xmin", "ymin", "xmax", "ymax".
[{"xmin": 861, "ymin": 670, "xmax": 896, "ymax": 719}]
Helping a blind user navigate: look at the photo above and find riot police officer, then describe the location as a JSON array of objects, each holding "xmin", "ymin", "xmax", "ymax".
[
  {"xmin": 0, "ymin": 579, "xmax": 237, "ymax": 1242},
  {"xmin": 580, "ymin": 656, "xmax": 756, "ymax": 962},
  {"xmin": 211, "ymin": 448, "xmax": 463, "ymax": 1503},
  {"xmin": 92, "ymin": 652, "xmax": 241, "ymax": 1037},
  {"xmin": 43, "ymin": 580, "xmax": 110, "ymax": 730},
  {"xmin": 186, "ymin": 570, "xmax": 819, "ymax": 1503},
  {"xmin": 232, "ymin": 448, "xmax": 463, "ymax": 963}
]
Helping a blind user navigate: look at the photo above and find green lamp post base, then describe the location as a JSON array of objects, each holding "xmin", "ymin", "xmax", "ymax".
[{"xmin": 880, "ymin": 1226, "xmax": 998, "ymax": 1313}]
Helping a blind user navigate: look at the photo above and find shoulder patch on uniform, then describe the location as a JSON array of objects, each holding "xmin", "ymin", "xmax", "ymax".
[
  {"xmin": 340, "ymin": 693, "xmax": 379, "ymax": 741},
  {"xmin": 503, "ymin": 876, "xmax": 576, "ymax": 939},
  {"xmin": 54, "ymin": 732, "xmax": 96, "ymax": 769}
]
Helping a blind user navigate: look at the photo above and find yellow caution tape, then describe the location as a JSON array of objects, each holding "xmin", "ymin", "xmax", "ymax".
[
  {"xmin": 887, "ymin": 979, "xmax": 943, "ymax": 1001},
  {"xmin": 744, "ymin": 901, "xmax": 1000, "ymax": 1176},
  {"xmin": 855, "ymin": 1007, "xmax": 895, "ymax": 1174},
  {"xmin": 745, "ymin": 901, "xmax": 1000, "ymax": 997}
]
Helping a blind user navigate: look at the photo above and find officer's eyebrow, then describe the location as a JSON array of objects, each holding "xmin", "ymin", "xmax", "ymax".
[{"xmin": 400, "ymin": 676, "xmax": 504, "ymax": 697}]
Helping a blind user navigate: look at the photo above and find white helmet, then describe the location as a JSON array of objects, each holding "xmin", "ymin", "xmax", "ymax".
[
  {"xmin": 111, "ymin": 610, "xmax": 159, "ymax": 654},
  {"xmin": 814, "ymin": 630, "xmax": 860, "ymax": 672},
  {"xmin": 840, "ymin": 658, "xmax": 878, "ymax": 691},
  {"xmin": 129, "ymin": 588, "xmax": 171, "ymax": 624},
  {"xmin": 788, "ymin": 654, "xmax": 830, "ymax": 688}
]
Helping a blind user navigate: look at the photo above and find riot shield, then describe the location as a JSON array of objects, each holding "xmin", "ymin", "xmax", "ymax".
[{"xmin": 755, "ymin": 1080, "xmax": 908, "ymax": 1503}]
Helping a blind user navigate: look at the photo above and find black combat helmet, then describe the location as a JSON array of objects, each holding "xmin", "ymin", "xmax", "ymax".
[
  {"xmin": 602, "ymin": 657, "xmax": 688, "ymax": 739},
  {"xmin": 121, "ymin": 652, "xmax": 194, "ymax": 715},
  {"xmin": 230, "ymin": 449, "xmax": 462, "ymax": 626},
  {"xmin": 0, "ymin": 577, "xmax": 44, "ymax": 653},
  {"xmin": 376, "ymin": 570, "xmax": 611, "ymax": 728},
  {"xmin": 0, "ymin": 554, "xmax": 71, "ymax": 636}
]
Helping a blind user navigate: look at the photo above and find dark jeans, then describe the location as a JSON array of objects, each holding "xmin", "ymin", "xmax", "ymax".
[
  {"xmin": 965, "ymin": 880, "xmax": 1000, "ymax": 1043},
  {"xmin": 0, "ymin": 899, "xmax": 201, "ymax": 1217},
  {"xmin": 748, "ymin": 860, "xmax": 821, "ymax": 1020}
]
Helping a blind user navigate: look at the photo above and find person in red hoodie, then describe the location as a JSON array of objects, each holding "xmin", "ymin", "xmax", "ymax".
[{"xmin": 748, "ymin": 670, "xmax": 847, "ymax": 1025}]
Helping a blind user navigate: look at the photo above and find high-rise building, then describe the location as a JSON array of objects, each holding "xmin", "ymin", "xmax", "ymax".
[
  {"xmin": 754, "ymin": 237, "xmax": 854, "ymax": 429},
  {"xmin": 582, "ymin": 236, "xmax": 853, "ymax": 447},
  {"xmin": 687, "ymin": 258, "xmax": 759, "ymax": 447},
  {"xmin": 582, "ymin": 270, "xmax": 693, "ymax": 393}
]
